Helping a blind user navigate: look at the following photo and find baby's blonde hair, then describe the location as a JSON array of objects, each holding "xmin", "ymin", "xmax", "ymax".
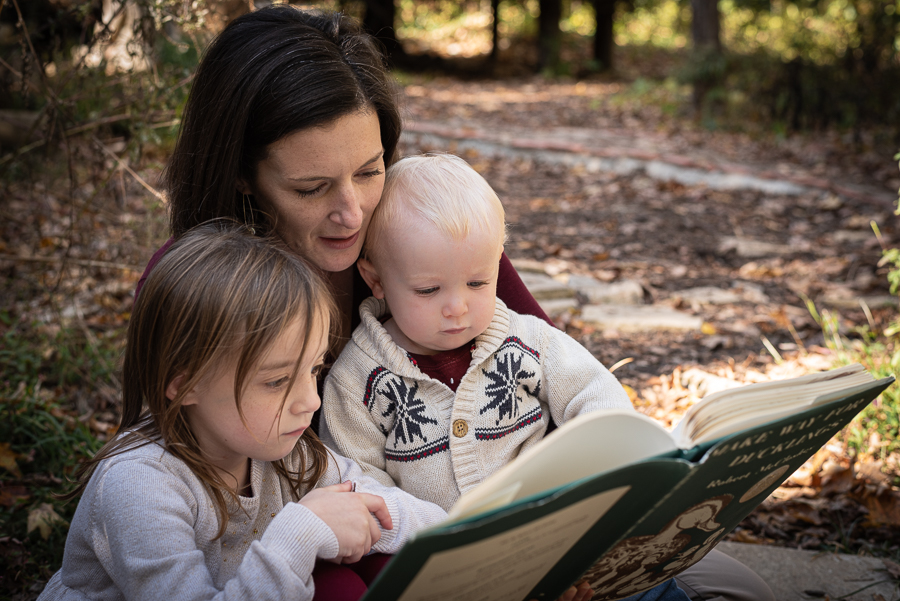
[{"xmin": 364, "ymin": 153, "xmax": 507, "ymax": 262}]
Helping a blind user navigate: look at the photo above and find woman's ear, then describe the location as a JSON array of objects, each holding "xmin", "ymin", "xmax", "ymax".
[
  {"xmin": 357, "ymin": 258, "xmax": 386, "ymax": 299},
  {"xmin": 166, "ymin": 374, "xmax": 198, "ymax": 405},
  {"xmin": 235, "ymin": 178, "xmax": 252, "ymax": 195}
]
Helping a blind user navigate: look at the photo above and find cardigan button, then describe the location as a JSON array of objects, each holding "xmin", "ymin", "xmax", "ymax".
[{"xmin": 452, "ymin": 419, "xmax": 468, "ymax": 438}]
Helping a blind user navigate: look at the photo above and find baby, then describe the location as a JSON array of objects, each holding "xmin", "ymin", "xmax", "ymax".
[{"xmin": 320, "ymin": 152, "xmax": 634, "ymax": 511}]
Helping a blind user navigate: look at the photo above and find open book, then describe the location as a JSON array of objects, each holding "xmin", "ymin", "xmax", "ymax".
[{"xmin": 361, "ymin": 363, "xmax": 894, "ymax": 601}]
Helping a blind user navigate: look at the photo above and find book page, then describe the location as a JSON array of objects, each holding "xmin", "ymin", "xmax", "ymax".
[
  {"xmin": 397, "ymin": 486, "xmax": 630, "ymax": 601},
  {"xmin": 673, "ymin": 364, "xmax": 874, "ymax": 447},
  {"xmin": 450, "ymin": 411, "xmax": 674, "ymax": 520}
]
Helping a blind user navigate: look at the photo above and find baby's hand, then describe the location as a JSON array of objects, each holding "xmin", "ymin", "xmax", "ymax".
[{"xmin": 299, "ymin": 481, "xmax": 393, "ymax": 564}]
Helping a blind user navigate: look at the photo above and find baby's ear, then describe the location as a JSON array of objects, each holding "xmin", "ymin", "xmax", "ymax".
[
  {"xmin": 357, "ymin": 258, "xmax": 385, "ymax": 299},
  {"xmin": 166, "ymin": 374, "xmax": 196, "ymax": 405}
]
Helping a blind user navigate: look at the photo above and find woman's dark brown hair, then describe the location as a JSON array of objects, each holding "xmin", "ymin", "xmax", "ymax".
[
  {"xmin": 65, "ymin": 221, "xmax": 337, "ymax": 539},
  {"xmin": 165, "ymin": 6, "xmax": 402, "ymax": 236}
]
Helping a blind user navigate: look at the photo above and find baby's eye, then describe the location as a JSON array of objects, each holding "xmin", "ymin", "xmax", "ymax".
[
  {"xmin": 296, "ymin": 184, "xmax": 326, "ymax": 198},
  {"xmin": 266, "ymin": 376, "xmax": 290, "ymax": 389},
  {"xmin": 468, "ymin": 281, "xmax": 489, "ymax": 289},
  {"xmin": 415, "ymin": 287, "xmax": 439, "ymax": 296}
]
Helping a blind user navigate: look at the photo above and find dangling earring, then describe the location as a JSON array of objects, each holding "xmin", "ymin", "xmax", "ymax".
[{"xmin": 242, "ymin": 193, "xmax": 256, "ymax": 235}]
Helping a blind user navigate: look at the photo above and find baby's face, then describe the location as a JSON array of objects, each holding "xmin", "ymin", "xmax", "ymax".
[{"xmin": 374, "ymin": 217, "xmax": 502, "ymax": 355}]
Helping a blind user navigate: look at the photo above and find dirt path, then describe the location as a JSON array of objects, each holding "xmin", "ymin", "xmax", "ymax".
[
  {"xmin": 398, "ymin": 77, "xmax": 898, "ymax": 393},
  {"xmin": 397, "ymin": 77, "xmax": 900, "ymax": 554}
]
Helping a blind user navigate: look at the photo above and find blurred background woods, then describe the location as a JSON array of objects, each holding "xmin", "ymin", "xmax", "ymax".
[
  {"xmin": 1, "ymin": 0, "xmax": 899, "ymax": 598},
  {"xmin": 1, "ymin": 0, "xmax": 898, "ymax": 135}
]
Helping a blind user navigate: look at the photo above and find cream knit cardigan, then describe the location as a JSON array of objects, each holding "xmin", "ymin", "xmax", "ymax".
[{"xmin": 321, "ymin": 297, "xmax": 633, "ymax": 512}]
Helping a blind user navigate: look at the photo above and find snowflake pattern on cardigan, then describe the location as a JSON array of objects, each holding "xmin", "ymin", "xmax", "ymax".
[{"xmin": 363, "ymin": 336, "xmax": 544, "ymax": 463}]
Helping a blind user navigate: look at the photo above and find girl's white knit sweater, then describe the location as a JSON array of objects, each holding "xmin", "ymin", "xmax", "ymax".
[{"xmin": 39, "ymin": 440, "xmax": 447, "ymax": 600}]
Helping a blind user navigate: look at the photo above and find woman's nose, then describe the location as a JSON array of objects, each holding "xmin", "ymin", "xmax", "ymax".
[{"xmin": 329, "ymin": 184, "xmax": 363, "ymax": 230}]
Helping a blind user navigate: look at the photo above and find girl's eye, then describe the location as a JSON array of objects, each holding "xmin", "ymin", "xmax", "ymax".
[
  {"xmin": 296, "ymin": 184, "xmax": 326, "ymax": 198},
  {"xmin": 415, "ymin": 287, "xmax": 438, "ymax": 296},
  {"xmin": 311, "ymin": 364, "xmax": 324, "ymax": 378},
  {"xmin": 266, "ymin": 376, "xmax": 290, "ymax": 389}
]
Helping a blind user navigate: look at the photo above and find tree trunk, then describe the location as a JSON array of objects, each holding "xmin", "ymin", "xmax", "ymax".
[
  {"xmin": 690, "ymin": 0, "xmax": 721, "ymax": 52},
  {"xmin": 689, "ymin": 0, "xmax": 722, "ymax": 110},
  {"xmin": 538, "ymin": 0, "xmax": 562, "ymax": 71},
  {"xmin": 362, "ymin": 0, "xmax": 402, "ymax": 59},
  {"xmin": 489, "ymin": 0, "xmax": 501, "ymax": 64},
  {"xmin": 591, "ymin": 0, "xmax": 616, "ymax": 71}
]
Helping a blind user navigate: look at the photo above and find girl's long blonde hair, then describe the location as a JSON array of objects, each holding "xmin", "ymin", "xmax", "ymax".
[{"xmin": 65, "ymin": 221, "xmax": 336, "ymax": 538}]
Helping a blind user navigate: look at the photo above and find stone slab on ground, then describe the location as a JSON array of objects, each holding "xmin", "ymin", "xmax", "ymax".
[
  {"xmin": 518, "ymin": 271, "xmax": 576, "ymax": 300},
  {"xmin": 566, "ymin": 277, "xmax": 645, "ymax": 305},
  {"xmin": 717, "ymin": 541, "xmax": 900, "ymax": 601},
  {"xmin": 580, "ymin": 304, "xmax": 704, "ymax": 332},
  {"xmin": 538, "ymin": 297, "xmax": 580, "ymax": 317}
]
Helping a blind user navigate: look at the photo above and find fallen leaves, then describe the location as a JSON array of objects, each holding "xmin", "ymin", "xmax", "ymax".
[
  {"xmin": 26, "ymin": 503, "xmax": 68, "ymax": 540},
  {"xmin": 0, "ymin": 442, "xmax": 23, "ymax": 479}
]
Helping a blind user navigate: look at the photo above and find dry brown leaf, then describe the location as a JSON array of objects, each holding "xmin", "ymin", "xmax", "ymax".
[
  {"xmin": 0, "ymin": 443, "xmax": 23, "ymax": 479},
  {"xmin": 882, "ymin": 558, "xmax": 900, "ymax": 580},
  {"xmin": 859, "ymin": 490, "xmax": 900, "ymax": 527},
  {"xmin": 0, "ymin": 484, "xmax": 30, "ymax": 507},
  {"xmin": 26, "ymin": 503, "xmax": 68, "ymax": 540}
]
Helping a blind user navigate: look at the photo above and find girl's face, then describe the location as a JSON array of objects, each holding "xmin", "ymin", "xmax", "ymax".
[
  {"xmin": 178, "ymin": 316, "xmax": 329, "ymax": 493},
  {"xmin": 247, "ymin": 109, "xmax": 385, "ymax": 273}
]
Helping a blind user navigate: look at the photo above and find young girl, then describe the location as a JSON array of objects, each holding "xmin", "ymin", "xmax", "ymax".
[{"xmin": 39, "ymin": 222, "xmax": 447, "ymax": 601}]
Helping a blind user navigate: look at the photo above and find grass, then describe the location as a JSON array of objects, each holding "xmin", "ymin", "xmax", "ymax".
[
  {"xmin": 1, "ymin": 316, "xmax": 117, "ymax": 592},
  {"xmin": 799, "ymin": 174, "xmax": 900, "ymax": 474}
]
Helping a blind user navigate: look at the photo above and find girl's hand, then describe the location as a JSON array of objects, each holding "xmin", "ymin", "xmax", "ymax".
[
  {"xmin": 299, "ymin": 481, "xmax": 393, "ymax": 563},
  {"xmin": 531, "ymin": 580, "xmax": 593, "ymax": 601}
]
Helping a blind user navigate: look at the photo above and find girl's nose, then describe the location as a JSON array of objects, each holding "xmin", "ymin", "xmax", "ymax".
[{"xmin": 289, "ymin": 379, "xmax": 321, "ymax": 415}]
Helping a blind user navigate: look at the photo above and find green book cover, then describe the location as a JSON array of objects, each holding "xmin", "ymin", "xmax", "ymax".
[{"xmin": 361, "ymin": 368, "xmax": 894, "ymax": 601}]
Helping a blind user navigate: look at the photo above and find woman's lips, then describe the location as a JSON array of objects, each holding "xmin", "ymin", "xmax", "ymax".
[{"xmin": 320, "ymin": 231, "xmax": 359, "ymax": 250}]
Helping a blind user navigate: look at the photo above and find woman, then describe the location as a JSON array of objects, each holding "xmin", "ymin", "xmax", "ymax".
[
  {"xmin": 139, "ymin": 6, "xmax": 549, "ymax": 345},
  {"xmin": 137, "ymin": 6, "xmax": 773, "ymax": 601}
]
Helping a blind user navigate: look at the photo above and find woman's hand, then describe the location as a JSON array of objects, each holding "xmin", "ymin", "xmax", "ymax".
[
  {"xmin": 531, "ymin": 580, "xmax": 593, "ymax": 601},
  {"xmin": 299, "ymin": 481, "xmax": 393, "ymax": 563}
]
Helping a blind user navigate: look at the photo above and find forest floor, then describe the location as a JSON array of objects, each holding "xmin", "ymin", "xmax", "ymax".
[
  {"xmin": 396, "ymin": 76, "xmax": 900, "ymax": 557},
  {"xmin": 2, "ymin": 72, "xmax": 899, "ymax": 582}
]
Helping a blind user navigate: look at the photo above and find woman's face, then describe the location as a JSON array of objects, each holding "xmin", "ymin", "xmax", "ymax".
[{"xmin": 248, "ymin": 109, "xmax": 385, "ymax": 273}]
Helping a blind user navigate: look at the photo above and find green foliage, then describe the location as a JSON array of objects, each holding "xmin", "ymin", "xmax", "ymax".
[
  {"xmin": 681, "ymin": 49, "xmax": 900, "ymax": 130},
  {"xmin": 801, "ymin": 154, "xmax": 900, "ymax": 467},
  {"xmin": 614, "ymin": 0, "xmax": 691, "ymax": 49},
  {"xmin": 803, "ymin": 297, "xmax": 900, "ymax": 462},
  {"xmin": 0, "ymin": 315, "xmax": 118, "ymax": 594},
  {"xmin": 610, "ymin": 0, "xmax": 900, "ymax": 130}
]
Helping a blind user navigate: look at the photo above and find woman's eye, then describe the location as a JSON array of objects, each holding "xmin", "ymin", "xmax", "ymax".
[
  {"xmin": 296, "ymin": 184, "xmax": 326, "ymax": 198},
  {"xmin": 415, "ymin": 287, "xmax": 438, "ymax": 296},
  {"xmin": 359, "ymin": 168, "xmax": 384, "ymax": 179},
  {"xmin": 266, "ymin": 376, "xmax": 290, "ymax": 389}
]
